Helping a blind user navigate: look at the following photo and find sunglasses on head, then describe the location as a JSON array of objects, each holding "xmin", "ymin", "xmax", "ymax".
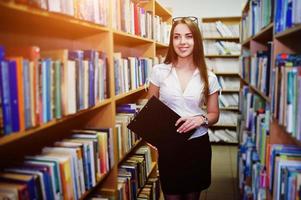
[{"xmin": 172, "ymin": 16, "xmax": 199, "ymax": 25}]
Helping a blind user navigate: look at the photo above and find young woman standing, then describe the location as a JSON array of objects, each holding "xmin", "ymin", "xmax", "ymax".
[{"xmin": 147, "ymin": 17, "xmax": 220, "ymax": 200}]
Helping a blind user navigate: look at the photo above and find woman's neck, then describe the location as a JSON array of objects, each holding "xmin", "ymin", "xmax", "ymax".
[{"xmin": 175, "ymin": 56, "xmax": 195, "ymax": 70}]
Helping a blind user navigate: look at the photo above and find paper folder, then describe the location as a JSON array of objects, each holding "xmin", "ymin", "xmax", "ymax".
[{"xmin": 127, "ymin": 96, "xmax": 195, "ymax": 147}]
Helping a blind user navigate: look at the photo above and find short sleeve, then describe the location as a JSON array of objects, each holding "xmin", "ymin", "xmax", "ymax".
[
  {"xmin": 149, "ymin": 65, "xmax": 161, "ymax": 86},
  {"xmin": 208, "ymin": 72, "xmax": 221, "ymax": 95}
]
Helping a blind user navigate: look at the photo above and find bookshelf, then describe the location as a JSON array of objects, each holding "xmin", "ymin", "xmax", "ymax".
[
  {"xmin": 201, "ymin": 16, "xmax": 241, "ymax": 144},
  {"xmin": 239, "ymin": 0, "xmax": 301, "ymax": 199},
  {"xmin": 0, "ymin": 0, "xmax": 171, "ymax": 199}
]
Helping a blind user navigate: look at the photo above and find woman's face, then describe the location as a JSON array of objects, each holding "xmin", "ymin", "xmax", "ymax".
[{"xmin": 172, "ymin": 23, "xmax": 194, "ymax": 58}]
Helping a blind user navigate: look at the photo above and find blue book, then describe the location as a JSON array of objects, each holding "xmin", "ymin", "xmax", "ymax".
[
  {"xmin": 0, "ymin": 172, "xmax": 37, "ymax": 200},
  {"xmin": 269, "ymin": 144, "xmax": 301, "ymax": 191},
  {"xmin": 22, "ymin": 59, "xmax": 32, "ymax": 129},
  {"xmin": 286, "ymin": 0, "xmax": 293, "ymax": 29},
  {"xmin": 68, "ymin": 50, "xmax": 84, "ymax": 111},
  {"xmin": 114, "ymin": 58, "xmax": 121, "ymax": 95},
  {"xmin": 21, "ymin": 163, "xmax": 54, "ymax": 200},
  {"xmin": 84, "ymin": 50, "xmax": 97, "ymax": 107},
  {"xmin": 8, "ymin": 60, "xmax": 20, "ymax": 132},
  {"xmin": 25, "ymin": 155, "xmax": 62, "ymax": 199},
  {"xmin": 45, "ymin": 59, "xmax": 52, "ymax": 122},
  {"xmin": 0, "ymin": 60, "xmax": 13, "ymax": 134},
  {"xmin": 275, "ymin": 0, "xmax": 282, "ymax": 33},
  {"xmin": 6, "ymin": 163, "xmax": 53, "ymax": 200},
  {"xmin": 4, "ymin": 168, "xmax": 43, "ymax": 199},
  {"xmin": 41, "ymin": 60, "xmax": 47, "ymax": 123},
  {"xmin": 116, "ymin": 107, "xmax": 137, "ymax": 113}
]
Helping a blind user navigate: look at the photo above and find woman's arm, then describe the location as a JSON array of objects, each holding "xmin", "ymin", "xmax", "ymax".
[
  {"xmin": 175, "ymin": 91, "xmax": 220, "ymax": 133},
  {"xmin": 206, "ymin": 91, "xmax": 220, "ymax": 126},
  {"xmin": 147, "ymin": 82, "xmax": 159, "ymax": 99}
]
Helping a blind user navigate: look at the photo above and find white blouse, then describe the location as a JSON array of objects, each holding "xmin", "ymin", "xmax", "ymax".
[{"xmin": 149, "ymin": 63, "xmax": 221, "ymax": 139}]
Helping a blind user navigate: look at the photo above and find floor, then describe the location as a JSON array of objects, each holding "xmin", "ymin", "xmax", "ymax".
[
  {"xmin": 159, "ymin": 144, "xmax": 239, "ymax": 200},
  {"xmin": 200, "ymin": 144, "xmax": 239, "ymax": 200}
]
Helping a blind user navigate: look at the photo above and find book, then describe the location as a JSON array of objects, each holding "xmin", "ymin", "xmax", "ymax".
[{"xmin": 127, "ymin": 96, "xmax": 195, "ymax": 147}]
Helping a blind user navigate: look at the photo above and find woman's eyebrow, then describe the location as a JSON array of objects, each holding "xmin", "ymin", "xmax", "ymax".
[{"xmin": 174, "ymin": 32, "xmax": 192, "ymax": 35}]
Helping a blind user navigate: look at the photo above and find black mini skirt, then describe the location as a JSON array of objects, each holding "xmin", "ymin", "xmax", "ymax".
[{"xmin": 157, "ymin": 133, "xmax": 212, "ymax": 194}]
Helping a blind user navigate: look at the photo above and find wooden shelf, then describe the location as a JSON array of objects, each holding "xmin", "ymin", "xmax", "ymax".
[
  {"xmin": 113, "ymin": 30, "xmax": 153, "ymax": 46},
  {"xmin": 155, "ymin": 41, "xmax": 169, "ymax": 48},
  {"xmin": 220, "ymin": 107, "xmax": 239, "ymax": 111},
  {"xmin": 275, "ymin": 24, "xmax": 301, "ymax": 39},
  {"xmin": 221, "ymin": 89, "xmax": 240, "ymax": 93},
  {"xmin": 0, "ymin": 98, "xmax": 112, "ymax": 146},
  {"xmin": 202, "ymin": 16, "xmax": 241, "ymax": 24},
  {"xmin": 155, "ymin": 0, "xmax": 172, "ymax": 21},
  {"xmin": 211, "ymin": 141, "xmax": 238, "ymax": 145},
  {"xmin": 270, "ymin": 120, "xmax": 301, "ymax": 146},
  {"xmin": 114, "ymin": 86, "xmax": 146, "ymax": 101},
  {"xmin": 252, "ymin": 23, "xmax": 273, "ymax": 43},
  {"xmin": 214, "ymin": 72, "xmax": 240, "ymax": 76},
  {"xmin": 0, "ymin": 1, "xmax": 109, "ymax": 39},
  {"xmin": 241, "ymin": 37, "xmax": 251, "ymax": 47},
  {"xmin": 249, "ymin": 85, "xmax": 270, "ymax": 103},
  {"xmin": 212, "ymin": 124, "xmax": 237, "ymax": 128},
  {"xmin": 80, "ymin": 170, "xmax": 112, "ymax": 200},
  {"xmin": 203, "ymin": 37, "xmax": 239, "ymax": 41},
  {"xmin": 205, "ymin": 54, "xmax": 240, "ymax": 58}
]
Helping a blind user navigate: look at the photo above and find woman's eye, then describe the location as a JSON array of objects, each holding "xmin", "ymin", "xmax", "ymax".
[{"xmin": 186, "ymin": 35, "xmax": 193, "ymax": 38}]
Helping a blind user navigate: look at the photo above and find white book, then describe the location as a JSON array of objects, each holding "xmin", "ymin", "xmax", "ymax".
[
  {"xmin": 67, "ymin": 138, "xmax": 96, "ymax": 187},
  {"xmin": 53, "ymin": 141, "xmax": 86, "ymax": 195},
  {"xmin": 42, "ymin": 147, "xmax": 80, "ymax": 199}
]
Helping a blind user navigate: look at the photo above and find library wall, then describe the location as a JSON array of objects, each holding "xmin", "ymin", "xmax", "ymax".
[{"xmin": 158, "ymin": 0, "xmax": 243, "ymax": 19}]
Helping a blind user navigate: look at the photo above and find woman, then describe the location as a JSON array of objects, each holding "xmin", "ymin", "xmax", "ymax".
[{"xmin": 147, "ymin": 16, "xmax": 220, "ymax": 200}]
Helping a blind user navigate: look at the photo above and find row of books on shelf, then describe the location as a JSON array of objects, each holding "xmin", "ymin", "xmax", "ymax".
[
  {"xmin": 239, "ymin": 89, "xmax": 269, "ymax": 164},
  {"xmin": 274, "ymin": 0, "xmax": 301, "ymax": 33},
  {"xmin": 241, "ymin": 0, "xmax": 301, "ymax": 42},
  {"xmin": 239, "ymin": 137, "xmax": 301, "ymax": 200},
  {"xmin": 203, "ymin": 40, "xmax": 241, "ymax": 56},
  {"xmin": 113, "ymin": 53, "xmax": 152, "ymax": 96},
  {"xmin": 206, "ymin": 58, "xmax": 239, "ymax": 73},
  {"xmin": 219, "ymin": 93, "xmax": 239, "ymax": 108},
  {"xmin": 153, "ymin": 15, "xmax": 172, "ymax": 44},
  {"xmin": 0, "ymin": 46, "xmax": 108, "ymax": 136},
  {"xmin": 118, "ymin": 145, "xmax": 158, "ymax": 200},
  {"xmin": 271, "ymin": 53, "xmax": 301, "ymax": 139},
  {"xmin": 208, "ymin": 128, "xmax": 238, "ymax": 143},
  {"xmin": 217, "ymin": 76, "xmax": 240, "ymax": 91},
  {"xmin": 239, "ymin": 44, "xmax": 272, "ymax": 97},
  {"xmin": 200, "ymin": 21, "xmax": 240, "ymax": 38},
  {"xmin": 241, "ymin": 0, "xmax": 273, "ymax": 41},
  {"xmin": 112, "ymin": 0, "xmax": 171, "ymax": 44},
  {"xmin": 214, "ymin": 111, "xmax": 238, "ymax": 127},
  {"xmin": 116, "ymin": 100, "xmax": 147, "ymax": 161},
  {"xmin": 0, "ymin": 128, "xmax": 114, "ymax": 200},
  {"xmin": 238, "ymin": 86, "xmax": 301, "ymax": 199},
  {"xmin": 13, "ymin": 0, "xmax": 109, "ymax": 26}
]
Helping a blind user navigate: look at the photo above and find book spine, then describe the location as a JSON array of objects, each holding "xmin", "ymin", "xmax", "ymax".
[
  {"xmin": 0, "ymin": 60, "xmax": 13, "ymax": 134},
  {"xmin": 8, "ymin": 60, "xmax": 20, "ymax": 132}
]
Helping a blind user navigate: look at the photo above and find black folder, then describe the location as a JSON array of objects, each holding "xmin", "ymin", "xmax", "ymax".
[{"xmin": 127, "ymin": 96, "xmax": 195, "ymax": 147}]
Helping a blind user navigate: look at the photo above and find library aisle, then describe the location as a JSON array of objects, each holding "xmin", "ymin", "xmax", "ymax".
[{"xmin": 201, "ymin": 145, "xmax": 239, "ymax": 200}]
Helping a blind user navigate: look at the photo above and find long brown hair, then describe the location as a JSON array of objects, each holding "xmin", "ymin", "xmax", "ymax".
[{"xmin": 164, "ymin": 17, "xmax": 209, "ymax": 103}]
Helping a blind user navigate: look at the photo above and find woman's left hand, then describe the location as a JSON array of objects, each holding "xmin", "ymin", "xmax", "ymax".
[{"xmin": 175, "ymin": 115, "xmax": 204, "ymax": 133}]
